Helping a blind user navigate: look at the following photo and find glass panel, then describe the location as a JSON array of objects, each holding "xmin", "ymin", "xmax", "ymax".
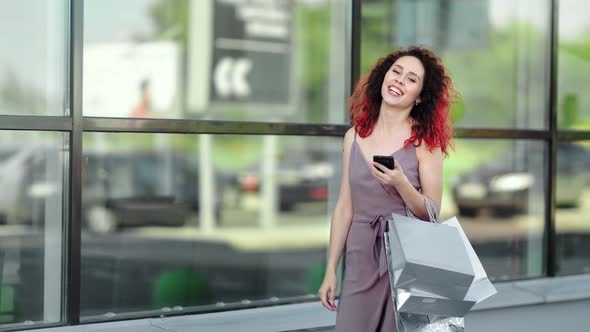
[
  {"xmin": 558, "ymin": 1, "xmax": 590, "ymax": 129},
  {"xmin": 81, "ymin": 133, "xmax": 338, "ymax": 319},
  {"xmin": 83, "ymin": 0, "xmax": 349, "ymax": 124},
  {"xmin": 0, "ymin": 131, "xmax": 67, "ymax": 327},
  {"xmin": 555, "ymin": 141, "xmax": 590, "ymax": 275},
  {"xmin": 361, "ymin": 0, "xmax": 550, "ymax": 129},
  {"xmin": 445, "ymin": 139, "xmax": 546, "ymax": 280},
  {"xmin": 0, "ymin": 0, "xmax": 68, "ymax": 116}
]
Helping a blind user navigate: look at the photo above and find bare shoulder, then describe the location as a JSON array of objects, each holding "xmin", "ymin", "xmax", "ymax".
[
  {"xmin": 415, "ymin": 141, "xmax": 443, "ymax": 163},
  {"xmin": 343, "ymin": 127, "xmax": 356, "ymax": 149},
  {"xmin": 344, "ymin": 127, "xmax": 356, "ymax": 141}
]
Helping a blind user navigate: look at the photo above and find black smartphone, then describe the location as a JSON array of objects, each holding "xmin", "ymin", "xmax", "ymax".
[{"xmin": 373, "ymin": 155, "xmax": 395, "ymax": 173}]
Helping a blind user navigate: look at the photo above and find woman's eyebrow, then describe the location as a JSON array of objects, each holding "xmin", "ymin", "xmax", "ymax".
[
  {"xmin": 393, "ymin": 64, "xmax": 421, "ymax": 80},
  {"xmin": 408, "ymin": 72, "xmax": 421, "ymax": 80}
]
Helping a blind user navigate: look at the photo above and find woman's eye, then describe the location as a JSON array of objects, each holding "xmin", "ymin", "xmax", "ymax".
[
  {"xmin": 393, "ymin": 70, "xmax": 400, "ymax": 74},
  {"xmin": 409, "ymin": 78, "xmax": 416, "ymax": 83}
]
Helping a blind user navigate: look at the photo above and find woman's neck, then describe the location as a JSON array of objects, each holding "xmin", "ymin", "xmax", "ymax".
[{"xmin": 375, "ymin": 104, "xmax": 412, "ymax": 136}]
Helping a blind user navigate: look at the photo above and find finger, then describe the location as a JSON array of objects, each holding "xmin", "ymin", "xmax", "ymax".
[
  {"xmin": 370, "ymin": 163, "xmax": 386, "ymax": 179},
  {"xmin": 319, "ymin": 288, "xmax": 327, "ymax": 307},
  {"xmin": 374, "ymin": 162, "xmax": 396, "ymax": 177},
  {"xmin": 368, "ymin": 163, "xmax": 379, "ymax": 177},
  {"xmin": 370, "ymin": 163, "xmax": 389, "ymax": 182},
  {"xmin": 319, "ymin": 288, "xmax": 331, "ymax": 310},
  {"xmin": 372, "ymin": 162, "xmax": 387, "ymax": 173},
  {"xmin": 329, "ymin": 288, "xmax": 337, "ymax": 310}
]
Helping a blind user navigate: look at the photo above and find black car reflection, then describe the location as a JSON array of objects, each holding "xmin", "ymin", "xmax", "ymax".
[
  {"xmin": 452, "ymin": 142, "xmax": 590, "ymax": 217},
  {"xmin": 83, "ymin": 151, "xmax": 224, "ymax": 232},
  {"xmin": 237, "ymin": 161, "xmax": 332, "ymax": 211}
]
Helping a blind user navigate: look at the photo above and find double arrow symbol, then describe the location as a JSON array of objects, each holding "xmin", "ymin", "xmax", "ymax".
[{"xmin": 213, "ymin": 57, "xmax": 252, "ymax": 98}]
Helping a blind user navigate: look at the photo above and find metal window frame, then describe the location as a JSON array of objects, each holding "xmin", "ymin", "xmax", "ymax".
[
  {"xmin": 350, "ymin": 0, "xmax": 362, "ymax": 97},
  {"xmin": 544, "ymin": 0, "xmax": 559, "ymax": 279},
  {"xmin": 64, "ymin": 0, "xmax": 83, "ymax": 326},
  {"xmin": 2, "ymin": 0, "xmax": 590, "ymax": 330},
  {"xmin": 0, "ymin": 116, "xmax": 71, "ymax": 131}
]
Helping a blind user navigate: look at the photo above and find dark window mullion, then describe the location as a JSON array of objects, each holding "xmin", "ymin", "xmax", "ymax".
[
  {"xmin": 0, "ymin": 115, "xmax": 71, "ymax": 131},
  {"xmin": 350, "ymin": 0, "xmax": 361, "ymax": 98},
  {"xmin": 558, "ymin": 130, "xmax": 590, "ymax": 140},
  {"xmin": 81, "ymin": 116, "xmax": 553, "ymax": 139},
  {"xmin": 82, "ymin": 117, "xmax": 350, "ymax": 136},
  {"xmin": 65, "ymin": 0, "xmax": 83, "ymax": 324},
  {"xmin": 545, "ymin": 0, "xmax": 559, "ymax": 278}
]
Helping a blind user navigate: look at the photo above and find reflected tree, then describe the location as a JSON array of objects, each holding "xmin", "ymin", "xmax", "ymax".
[
  {"xmin": 148, "ymin": 0, "xmax": 190, "ymax": 45},
  {"xmin": 560, "ymin": 32, "xmax": 590, "ymax": 129}
]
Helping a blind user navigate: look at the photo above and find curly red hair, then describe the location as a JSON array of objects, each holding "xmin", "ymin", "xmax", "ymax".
[{"xmin": 350, "ymin": 46, "xmax": 455, "ymax": 156}]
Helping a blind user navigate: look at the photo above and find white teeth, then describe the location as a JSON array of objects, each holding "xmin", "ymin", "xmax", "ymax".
[{"xmin": 389, "ymin": 86, "xmax": 402, "ymax": 95}]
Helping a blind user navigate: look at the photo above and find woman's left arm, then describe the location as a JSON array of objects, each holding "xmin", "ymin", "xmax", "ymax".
[
  {"xmin": 371, "ymin": 144, "xmax": 443, "ymax": 221},
  {"xmin": 400, "ymin": 145, "xmax": 443, "ymax": 220}
]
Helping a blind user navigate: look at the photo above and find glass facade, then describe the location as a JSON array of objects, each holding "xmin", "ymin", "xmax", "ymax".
[
  {"xmin": 444, "ymin": 139, "xmax": 546, "ymax": 280},
  {"xmin": 0, "ymin": 131, "xmax": 67, "ymax": 325},
  {"xmin": 555, "ymin": 140, "xmax": 590, "ymax": 275},
  {"xmin": 0, "ymin": 0, "xmax": 588, "ymax": 329},
  {"xmin": 80, "ymin": 133, "xmax": 337, "ymax": 318},
  {"xmin": 555, "ymin": 0, "xmax": 590, "ymax": 276},
  {"xmin": 82, "ymin": 0, "xmax": 349, "ymax": 124},
  {"xmin": 362, "ymin": 0, "xmax": 551, "ymax": 129},
  {"xmin": 558, "ymin": 0, "xmax": 590, "ymax": 130},
  {"xmin": 0, "ymin": 1, "xmax": 68, "ymax": 116}
]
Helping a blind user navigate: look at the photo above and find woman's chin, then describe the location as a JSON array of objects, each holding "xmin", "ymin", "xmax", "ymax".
[{"xmin": 382, "ymin": 99, "xmax": 411, "ymax": 110}]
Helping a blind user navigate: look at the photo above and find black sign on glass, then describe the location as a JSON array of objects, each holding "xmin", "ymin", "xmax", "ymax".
[{"xmin": 210, "ymin": 0, "xmax": 292, "ymax": 105}]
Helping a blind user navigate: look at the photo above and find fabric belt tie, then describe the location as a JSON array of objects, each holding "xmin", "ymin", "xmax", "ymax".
[{"xmin": 369, "ymin": 214, "xmax": 388, "ymax": 277}]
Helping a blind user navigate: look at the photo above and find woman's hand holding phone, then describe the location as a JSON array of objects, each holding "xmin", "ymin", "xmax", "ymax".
[
  {"xmin": 372, "ymin": 155, "xmax": 395, "ymax": 172},
  {"xmin": 370, "ymin": 155, "xmax": 407, "ymax": 188}
]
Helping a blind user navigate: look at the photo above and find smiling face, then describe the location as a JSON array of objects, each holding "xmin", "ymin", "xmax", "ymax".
[{"xmin": 381, "ymin": 56, "xmax": 425, "ymax": 109}]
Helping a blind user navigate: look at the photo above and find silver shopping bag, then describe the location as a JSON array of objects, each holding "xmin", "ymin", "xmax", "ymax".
[
  {"xmin": 384, "ymin": 223, "xmax": 475, "ymax": 319},
  {"xmin": 442, "ymin": 216, "xmax": 497, "ymax": 304},
  {"xmin": 388, "ymin": 217, "xmax": 497, "ymax": 317},
  {"xmin": 384, "ymin": 196, "xmax": 497, "ymax": 330},
  {"xmin": 386, "ymin": 213, "xmax": 475, "ymax": 300},
  {"xmin": 396, "ymin": 312, "xmax": 465, "ymax": 332},
  {"xmin": 394, "ymin": 288, "xmax": 475, "ymax": 317},
  {"xmin": 384, "ymin": 209, "xmax": 468, "ymax": 331}
]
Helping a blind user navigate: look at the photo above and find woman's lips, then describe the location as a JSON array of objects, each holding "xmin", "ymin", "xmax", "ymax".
[{"xmin": 388, "ymin": 85, "xmax": 403, "ymax": 96}]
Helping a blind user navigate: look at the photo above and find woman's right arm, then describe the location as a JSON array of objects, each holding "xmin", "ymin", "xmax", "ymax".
[{"xmin": 319, "ymin": 127, "xmax": 355, "ymax": 311}]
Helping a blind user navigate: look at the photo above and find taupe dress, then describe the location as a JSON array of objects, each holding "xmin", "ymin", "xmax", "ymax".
[{"xmin": 335, "ymin": 132, "xmax": 421, "ymax": 332}]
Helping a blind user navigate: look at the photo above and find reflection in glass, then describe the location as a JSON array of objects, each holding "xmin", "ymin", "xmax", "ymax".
[
  {"xmin": 0, "ymin": 131, "xmax": 67, "ymax": 326},
  {"xmin": 83, "ymin": 0, "xmax": 348, "ymax": 124},
  {"xmin": 81, "ymin": 133, "xmax": 337, "ymax": 319},
  {"xmin": 361, "ymin": 0, "xmax": 550, "ymax": 129},
  {"xmin": 83, "ymin": 150, "xmax": 203, "ymax": 232},
  {"xmin": 558, "ymin": 0, "xmax": 590, "ymax": 130},
  {"xmin": 0, "ymin": 1, "xmax": 67, "ymax": 116},
  {"xmin": 555, "ymin": 141, "xmax": 590, "ymax": 275},
  {"xmin": 444, "ymin": 139, "xmax": 546, "ymax": 281}
]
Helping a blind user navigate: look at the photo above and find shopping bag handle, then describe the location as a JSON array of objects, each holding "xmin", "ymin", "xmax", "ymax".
[{"xmin": 405, "ymin": 195, "xmax": 439, "ymax": 223}]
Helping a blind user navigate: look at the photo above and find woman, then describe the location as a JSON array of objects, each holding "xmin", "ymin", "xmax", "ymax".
[{"xmin": 318, "ymin": 46, "xmax": 455, "ymax": 331}]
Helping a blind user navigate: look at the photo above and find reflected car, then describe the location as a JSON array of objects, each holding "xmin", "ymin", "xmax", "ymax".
[
  {"xmin": 0, "ymin": 147, "xmax": 227, "ymax": 231},
  {"xmin": 237, "ymin": 160, "xmax": 333, "ymax": 211},
  {"xmin": 82, "ymin": 151, "xmax": 225, "ymax": 233},
  {"xmin": 0, "ymin": 146, "xmax": 59, "ymax": 226},
  {"xmin": 452, "ymin": 142, "xmax": 590, "ymax": 217}
]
